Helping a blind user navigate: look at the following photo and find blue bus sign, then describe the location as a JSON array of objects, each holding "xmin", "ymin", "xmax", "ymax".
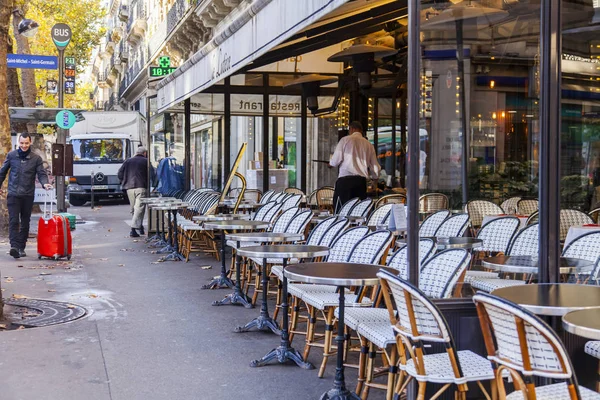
[{"xmin": 55, "ymin": 110, "xmax": 76, "ymax": 129}]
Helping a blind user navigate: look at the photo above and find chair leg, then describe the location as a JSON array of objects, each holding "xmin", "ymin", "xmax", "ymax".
[
  {"xmin": 417, "ymin": 381, "xmax": 427, "ymax": 400},
  {"xmin": 273, "ymin": 280, "xmax": 283, "ymax": 321},
  {"xmin": 318, "ymin": 307, "xmax": 336, "ymax": 378},
  {"xmin": 251, "ymin": 268, "xmax": 261, "ymax": 306},
  {"xmin": 288, "ymin": 296, "xmax": 300, "ymax": 344},
  {"xmin": 361, "ymin": 341, "xmax": 377, "ymax": 399},
  {"xmin": 386, "ymin": 347, "xmax": 398, "ymax": 400},
  {"xmin": 355, "ymin": 337, "xmax": 368, "ymax": 395},
  {"xmin": 303, "ymin": 305, "xmax": 317, "ymax": 360}
]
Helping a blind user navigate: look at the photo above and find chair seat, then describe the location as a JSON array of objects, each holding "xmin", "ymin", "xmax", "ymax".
[
  {"xmin": 250, "ymin": 257, "xmax": 287, "ymax": 266},
  {"xmin": 405, "ymin": 350, "xmax": 494, "ymax": 385},
  {"xmin": 302, "ymin": 291, "xmax": 372, "ymax": 310},
  {"xmin": 288, "ymin": 283, "xmax": 352, "ymax": 301},
  {"xmin": 356, "ymin": 321, "xmax": 395, "ymax": 349},
  {"xmin": 464, "ymin": 270, "xmax": 499, "ymax": 284},
  {"xmin": 226, "ymin": 240, "xmax": 258, "ymax": 249},
  {"xmin": 585, "ymin": 341, "xmax": 600, "ymax": 359},
  {"xmin": 505, "ymin": 382, "xmax": 600, "ymax": 399},
  {"xmin": 470, "ymin": 278, "xmax": 526, "ymax": 293},
  {"xmin": 181, "ymin": 224, "xmax": 205, "ymax": 231},
  {"xmin": 334, "ymin": 307, "xmax": 390, "ymax": 331}
]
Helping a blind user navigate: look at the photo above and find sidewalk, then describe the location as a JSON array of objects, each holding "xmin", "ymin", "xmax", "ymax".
[{"xmin": 0, "ymin": 205, "xmax": 374, "ymax": 400}]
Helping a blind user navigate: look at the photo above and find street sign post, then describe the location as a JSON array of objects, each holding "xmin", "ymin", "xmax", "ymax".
[{"xmin": 52, "ymin": 23, "xmax": 72, "ymax": 212}]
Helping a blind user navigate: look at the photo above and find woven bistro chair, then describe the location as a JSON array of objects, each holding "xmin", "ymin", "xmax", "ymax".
[
  {"xmin": 466, "ymin": 200, "xmax": 504, "ymax": 232},
  {"xmin": 378, "ymin": 270, "xmax": 496, "ymax": 400},
  {"xmin": 434, "ymin": 213, "xmax": 470, "ymax": 238},
  {"xmin": 349, "ymin": 198, "xmax": 374, "ymax": 218},
  {"xmin": 560, "ymin": 209, "xmax": 594, "ymax": 242},
  {"xmin": 525, "ymin": 210, "xmax": 539, "ymax": 225},
  {"xmin": 280, "ymin": 193, "xmax": 302, "ymax": 212},
  {"xmin": 307, "ymin": 189, "xmax": 318, "ymax": 210},
  {"xmin": 474, "ymin": 292, "xmax": 599, "ymax": 400},
  {"xmin": 516, "ymin": 199, "xmax": 538, "ymax": 216},
  {"xmin": 338, "ymin": 197, "xmax": 360, "ymax": 217},
  {"xmin": 419, "ymin": 210, "xmax": 450, "ymax": 237},
  {"xmin": 501, "ymin": 197, "xmax": 522, "ymax": 215},
  {"xmin": 589, "ymin": 207, "xmax": 600, "ymax": 223},
  {"xmin": 284, "ymin": 187, "xmax": 304, "ymax": 196},
  {"xmin": 259, "ymin": 190, "xmax": 276, "ymax": 204},
  {"xmin": 302, "ymin": 230, "xmax": 394, "ymax": 377},
  {"xmin": 316, "ymin": 186, "xmax": 335, "ymax": 212},
  {"xmin": 419, "ymin": 193, "xmax": 449, "ymax": 214},
  {"xmin": 562, "ymin": 231, "xmax": 600, "ymax": 263},
  {"xmin": 367, "ymin": 204, "xmax": 393, "ymax": 227},
  {"xmin": 374, "ymin": 194, "xmax": 407, "ymax": 208}
]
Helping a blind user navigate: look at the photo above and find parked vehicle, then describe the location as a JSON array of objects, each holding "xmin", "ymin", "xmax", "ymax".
[{"xmin": 67, "ymin": 112, "xmax": 146, "ymax": 206}]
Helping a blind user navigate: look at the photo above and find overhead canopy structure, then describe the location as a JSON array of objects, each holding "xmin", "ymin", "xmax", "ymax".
[{"xmin": 8, "ymin": 107, "xmax": 85, "ymax": 124}]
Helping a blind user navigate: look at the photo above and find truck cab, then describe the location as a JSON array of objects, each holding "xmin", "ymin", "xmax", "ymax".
[{"xmin": 66, "ymin": 112, "xmax": 145, "ymax": 206}]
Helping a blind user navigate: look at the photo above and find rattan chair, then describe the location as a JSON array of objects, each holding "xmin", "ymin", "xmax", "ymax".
[
  {"xmin": 434, "ymin": 213, "xmax": 469, "ymax": 238},
  {"xmin": 316, "ymin": 186, "xmax": 335, "ymax": 212},
  {"xmin": 419, "ymin": 193, "xmax": 449, "ymax": 214},
  {"xmin": 349, "ymin": 198, "xmax": 374, "ymax": 218},
  {"xmin": 466, "ymin": 200, "xmax": 504, "ymax": 230},
  {"xmin": 379, "ymin": 271, "xmax": 496, "ymax": 400},
  {"xmin": 562, "ymin": 231, "xmax": 600, "ymax": 262},
  {"xmin": 560, "ymin": 209, "xmax": 594, "ymax": 241},
  {"xmin": 517, "ymin": 199, "xmax": 538, "ymax": 216},
  {"xmin": 367, "ymin": 204, "xmax": 393, "ymax": 227},
  {"xmin": 284, "ymin": 187, "xmax": 304, "ymax": 196},
  {"xmin": 501, "ymin": 197, "xmax": 522, "ymax": 214},
  {"xmin": 280, "ymin": 193, "xmax": 302, "ymax": 211},
  {"xmin": 526, "ymin": 210, "xmax": 539, "ymax": 225},
  {"xmin": 338, "ymin": 197, "xmax": 360, "ymax": 217},
  {"xmin": 374, "ymin": 194, "xmax": 406, "ymax": 209},
  {"xmin": 419, "ymin": 210, "xmax": 450, "ymax": 237},
  {"xmin": 474, "ymin": 292, "xmax": 598, "ymax": 399}
]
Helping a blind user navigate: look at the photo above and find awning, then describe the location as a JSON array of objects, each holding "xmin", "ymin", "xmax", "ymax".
[{"xmin": 156, "ymin": 0, "xmax": 350, "ymax": 113}]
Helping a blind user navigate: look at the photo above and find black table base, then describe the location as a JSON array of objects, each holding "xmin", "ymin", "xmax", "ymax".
[
  {"xmin": 250, "ymin": 264, "xmax": 314, "ymax": 369},
  {"xmin": 202, "ymin": 231, "xmax": 234, "ymax": 290},
  {"xmin": 250, "ymin": 344, "xmax": 314, "ymax": 369},
  {"xmin": 319, "ymin": 387, "xmax": 361, "ymax": 400},
  {"xmin": 236, "ymin": 258, "xmax": 280, "ymax": 334},
  {"xmin": 213, "ymin": 252, "xmax": 253, "ymax": 307}
]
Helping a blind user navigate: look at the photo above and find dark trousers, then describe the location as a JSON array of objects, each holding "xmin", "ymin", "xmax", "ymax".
[
  {"xmin": 333, "ymin": 175, "xmax": 367, "ymax": 213},
  {"xmin": 7, "ymin": 195, "xmax": 35, "ymax": 250}
]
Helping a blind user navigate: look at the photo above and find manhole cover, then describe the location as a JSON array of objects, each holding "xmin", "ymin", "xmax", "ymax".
[{"xmin": 3, "ymin": 298, "xmax": 87, "ymax": 327}]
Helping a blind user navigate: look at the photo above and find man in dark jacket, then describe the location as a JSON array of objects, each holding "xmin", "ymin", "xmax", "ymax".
[
  {"xmin": 0, "ymin": 133, "xmax": 53, "ymax": 258},
  {"xmin": 118, "ymin": 146, "xmax": 150, "ymax": 237}
]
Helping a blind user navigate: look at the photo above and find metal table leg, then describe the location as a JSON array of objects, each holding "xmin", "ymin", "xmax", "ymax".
[
  {"xmin": 213, "ymin": 241, "xmax": 253, "ymax": 307},
  {"xmin": 162, "ymin": 210, "xmax": 185, "ymax": 261},
  {"xmin": 202, "ymin": 230, "xmax": 235, "ymax": 289},
  {"xmin": 158, "ymin": 209, "xmax": 175, "ymax": 254},
  {"xmin": 235, "ymin": 257, "xmax": 280, "ymax": 333},
  {"xmin": 320, "ymin": 286, "xmax": 359, "ymax": 399},
  {"xmin": 250, "ymin": 259, "xmax": 314, "ymax": 369}
]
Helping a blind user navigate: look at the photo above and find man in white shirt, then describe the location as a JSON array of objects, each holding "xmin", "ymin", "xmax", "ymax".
[{"xmin": 329, "ymin": 121, "xmax": 381, "ymax": 213}]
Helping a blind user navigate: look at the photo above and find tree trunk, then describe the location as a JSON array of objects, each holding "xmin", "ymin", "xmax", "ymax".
[
  {"xmin": 12, "ymin": 6, "xmax": 37, "ymax": 111},
  {"xmin": 0, "ymin": 0, "xmax": 14, "ymax": 235},
  {"xmin": 7, "ymin": 36, "xmax": 27, "ymax": 132}
]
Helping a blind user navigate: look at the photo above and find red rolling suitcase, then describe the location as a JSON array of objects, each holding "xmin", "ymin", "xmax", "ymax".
[{"xmin": 37, "ymin": 191, "xmax": 72, "ymax": 260}]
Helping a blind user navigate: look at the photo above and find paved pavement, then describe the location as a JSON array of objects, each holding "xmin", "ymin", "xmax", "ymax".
[{"xmin": 0, "ymin": 204, "xmax": 384, "ymax": 400}]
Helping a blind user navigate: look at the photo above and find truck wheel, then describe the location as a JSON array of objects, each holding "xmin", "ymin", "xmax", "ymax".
[{"xmin": 69, "ymin": 197, "xmax": 87, "ymax": 207}]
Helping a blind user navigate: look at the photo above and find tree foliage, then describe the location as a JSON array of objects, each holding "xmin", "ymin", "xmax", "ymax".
[{"xmin": 12, "ymin": 0, "xmax": 106, "ymax": 109}]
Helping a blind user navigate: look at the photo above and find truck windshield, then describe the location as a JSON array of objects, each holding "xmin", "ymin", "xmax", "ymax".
[{"xmin": 71, "ymin": 139, "xmax": 128, "ymax": 163}]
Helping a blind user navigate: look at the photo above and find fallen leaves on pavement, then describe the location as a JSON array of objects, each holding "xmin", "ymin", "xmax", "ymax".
[{"xmin": 12, "ymin": 294, "xmax": 27, "ymax": 299}]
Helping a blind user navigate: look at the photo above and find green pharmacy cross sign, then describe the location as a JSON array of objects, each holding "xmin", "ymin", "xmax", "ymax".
[{"xmin": 148, "ymin": 56, "xmax": 177, "ymax": 78}]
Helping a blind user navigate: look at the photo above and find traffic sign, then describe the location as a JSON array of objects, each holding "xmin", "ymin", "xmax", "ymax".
[
  {"xmin": 55, "ymin": 110, "xmax": 76, "ymax": 128},
  {"xmin": 51, "ymin": 23, "xmax": 72, "ymax": 50},
  {"xmin": 64, "ymin": 80, "xmax": 75, "ymax": 95},
  {"xmin": 64, "ymin": 56, "xmax": 76, "ymax": 67},
  {"xmin": 64, "ymin": 69, "xmax": 75, "ymax": 77}
]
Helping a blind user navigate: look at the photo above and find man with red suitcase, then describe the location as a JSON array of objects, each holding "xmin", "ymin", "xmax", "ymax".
[{"xmin": 0, "ymin": 133, "xmax": 53, "ymax": 258}]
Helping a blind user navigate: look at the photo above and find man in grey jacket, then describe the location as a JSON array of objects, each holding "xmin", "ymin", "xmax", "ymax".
[
  {"xmin": 118, "ymin": 146, "xmax": 150, "ymax": 237},
  {"xmin": 0, "ymin": 133, "xmax": 53, "ymax": 258}
]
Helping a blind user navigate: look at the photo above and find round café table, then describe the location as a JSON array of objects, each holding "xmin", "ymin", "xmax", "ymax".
[
  {"xmin": 492, "ymin": 283, "xmax": 600, "ymax": 316},
  {"xmin": 225, "ymin": 232, "xmax": 303, "ymax": 331},
  {"xmin": 563, "ymin": 308, "xmax": 600, "ymax": 340},
  {"xmin": 203, "ymin": 220, "xmax": 269, "ymax": 290},
  {"xmin": 434, "ymin": 237, "xmax": 483, "ymax": 250},
  {"xmin": 146, "ymin": 200, "xmax": 181, "ymax": 246},
  {"xmin": 236, "ymin": 245, "xmax": 329, "ymax": 369},
  {"xmin": 193, "ymin": 213, "xmax": 249, "ymax": 222},
  {"xmin": 285, "ymin": 262, "xmax": 395, "ymax": 400},
  {"xmin": 482, "ymin": 256, "xmax": 593, "ymax": 275}
]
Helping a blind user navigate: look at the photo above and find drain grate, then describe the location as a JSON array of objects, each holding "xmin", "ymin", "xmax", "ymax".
[{"xmin": 3, "ymin": 298, "xmax": 87, "ymax": 327}]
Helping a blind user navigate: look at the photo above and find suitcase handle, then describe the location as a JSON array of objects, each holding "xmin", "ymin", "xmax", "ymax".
[{"xmin": 43, "ymin": 189, "xmax": 56, "ymax": 222}]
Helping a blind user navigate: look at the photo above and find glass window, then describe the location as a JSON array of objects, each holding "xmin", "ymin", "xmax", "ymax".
[{"xmin": 71, "ymin": 139, "xmax": 128, "ymax": 163}]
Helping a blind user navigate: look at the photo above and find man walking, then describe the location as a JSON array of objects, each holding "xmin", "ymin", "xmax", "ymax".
[
  {"xmin": 329, "ymin": 121, "xmax": 380, "ymax": 213},
  {"xmin": 0, "ymin": 133, "xmax": 53, "ymax": 258},
  {"xmin": 118, "ymin": 146, "xmax": 150, "ymax": 237}
]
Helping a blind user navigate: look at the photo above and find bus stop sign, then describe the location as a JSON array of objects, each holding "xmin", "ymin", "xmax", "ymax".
[{"xmin": 55, "ymin": 110, "xmax": 76, "ymax": 129}]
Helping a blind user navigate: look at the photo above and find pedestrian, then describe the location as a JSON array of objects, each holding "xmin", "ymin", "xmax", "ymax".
[
  {"xmin": 0, "ymin": 132, "xmax": 53, "ymax": 258},
  {"xmin": 118, "ymin": 146, "xmax": 150, "ymax": 237},
  {"xmin": 329, "ymin": 121, "xmax": 380, "ymax": 213}
]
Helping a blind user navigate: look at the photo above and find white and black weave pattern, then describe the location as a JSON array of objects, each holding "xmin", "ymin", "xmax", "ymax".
[
  {"xmin": 419, "ymin": 193, "xmax": 449, "ymax": 213},
  {"xmin": 507, "ymin": 223, "xmax": 539, "ymax": 256},
  {"xmin": 419, "ymin": 210, "xmax": 450, "ymax": 237},
  {"xmin": 326, "ymin": 226, "xmax": 370, "ymax": 262},
  {"xmin": 560, "ymin": 209, "xmax": 594, "ymax": 241},
  {"xmin": 434, "ymin": 213, "xmax": 469, "ymax": 238},
  {"xmin": 349, "ymin": 198, "xmax": 373, "ymax": 217},
  {"xmin": 562, "ymin": 231, "xmax": 600, "ymax": 262},
  {"xmin": 338, "ymin": 198, "xmax": 360, "ymax": 217},
  {"xmin": 319, "ymin": 218, "xmax": 350, "ymax": 248},
  {"xmin": 387, "ymin": 238, "xmax": 436, "ymax": 279},
  {"xmin": 476, "ymin": 216, "xmax": 520, "ymax": 253},
  {"xmin": 501, "ymin": 197, "xmax": 522, "ymax": 214},
  {"xmin": 367, "ymin": 204, "xmax": 393, "ymax": 227},
  {"xmin": 517, "ymin": 199, "xmax": 539, "ymax": 216},
  {"xmin": 466, "ymin": 200, "xmax": 504, "ymax": 228},
  {"xmin": 419, "ymin": 249, "xmax": 471, "ymax": 299},
  {"xmin": 347, "ymin": 230, "xmax": 393, "ymax": 265}
]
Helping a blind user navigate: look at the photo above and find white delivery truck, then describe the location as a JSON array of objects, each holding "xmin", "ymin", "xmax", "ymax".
[{"xmin": 67, "ymin": 111, "xmax": 146, "ymax": 206}]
